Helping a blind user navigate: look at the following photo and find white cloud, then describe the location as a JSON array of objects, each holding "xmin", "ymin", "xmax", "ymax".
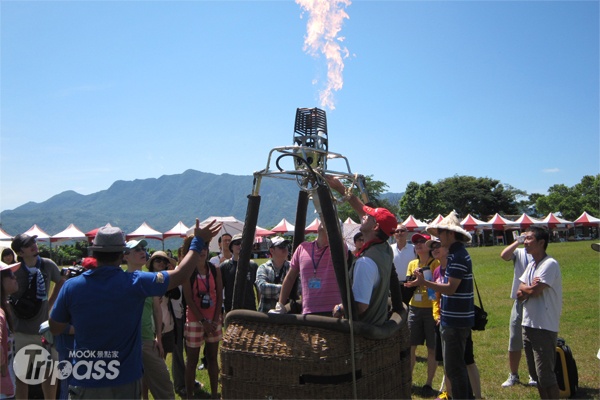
[{"xmin": 542, "ymin": 168, "xmax": 560, "ymax": 173}]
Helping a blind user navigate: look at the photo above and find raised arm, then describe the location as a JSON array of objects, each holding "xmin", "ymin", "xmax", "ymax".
[{"xmin": 167, "ymin": 219, "xmax": 221, "ymax": 290}]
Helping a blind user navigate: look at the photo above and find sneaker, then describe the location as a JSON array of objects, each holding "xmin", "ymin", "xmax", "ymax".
[
  {"xmin": 501, "ymin": 373, "xmax": 520, "ymax": 387},
  {"xmin": 436, "ymin": 390, "xmax": 450, "ymax": 400},
  {"xmin": 422, "ymin": 384, "xmax": 436, "ymax": 397},
  {"xmin": 528, "ymin": 376, "xmax": 538, "ymax": 387}
]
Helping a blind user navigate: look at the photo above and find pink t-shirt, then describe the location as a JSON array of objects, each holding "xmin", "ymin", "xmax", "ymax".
[
  {"xmin": 291, "ymin": 241, "xmax": 342, "ymax": 314},
  {"xmin": 187, "ymin": 272, "xmax": 218, "ymax": 322}
]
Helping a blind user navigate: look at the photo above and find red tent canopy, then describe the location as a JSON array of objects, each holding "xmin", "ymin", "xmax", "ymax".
[
  {"xmin": 255, "ymin": 226, "xmax": 275, "ymax": 237},
  {"xmin": 271, "ymin": 218, "xmax": 295, "ymax": 234},
  {"xmin": 163, "ymin": 221, "xmax": 190, "ymax": 239},
  {"xmin": 486, "ymin": 213, "xmax": 519, "ymax": 231},
  {"xmin": 574, "ymin": 211, "xmax": 600, "ymax": 227},
  {"xmin": 431, "ymin": 214, "xmax": 444, "ymax": 225},
  {"xmin": 305, "ymin": 218, "xmax": 321, "ymax": 233},
  {"xmin": 402, "ymin": 215, "xmax": 426, "ymax": 232},
  {"xmin": 514, "ymin": 214, "xmax": 543, "ymax": 230},
  {"xmin": 460, "ymin": 214, "xmax": 491, "ymax": 232},
  {"xmin": 86, "ymin": 224, "xmax": 113, "ymax": 242},
  {"xmin": 541, "ymin": 213, "xmax": 573, "ymax": 230}
]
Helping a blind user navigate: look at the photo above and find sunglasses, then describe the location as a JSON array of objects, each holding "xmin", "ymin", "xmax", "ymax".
[
  {"xmin": 153, "ymin": 257, "xmax": 170, "ymax": 264},
  {"xmin": 430, "ymin": 243, "xmax": 442, "ymax": 250},
  {"xmin": 413, "ymin": 239, "xmax": 427, "ymax": 244}
]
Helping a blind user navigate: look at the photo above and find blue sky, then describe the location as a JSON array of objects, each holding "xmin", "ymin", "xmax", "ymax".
[{"xmin": 1, "ymin": 0, "xmax": 598, "ymax": 213}]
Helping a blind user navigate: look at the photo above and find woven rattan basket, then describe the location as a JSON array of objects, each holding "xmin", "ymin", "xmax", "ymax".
[{"xmin": 221, "ymin": 310, "xmax": 411, "ymax": 399}]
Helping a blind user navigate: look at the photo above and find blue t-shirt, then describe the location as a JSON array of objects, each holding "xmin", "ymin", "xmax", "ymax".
[
  {"xmin": 50, "ymin": 266, "xmax": 170, "ymax": 387},
  {"xmin": 440, "ymin": 242, "xmax": 474, "ymax": 328}
]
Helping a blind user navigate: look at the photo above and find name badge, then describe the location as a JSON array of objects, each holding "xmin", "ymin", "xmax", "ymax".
[
  {"xmin": 413, "ymin": 293, "xmax": 422, "ymax": 302},
  {"xmin": 308, "ymin": 277, "xmax": 322, "ymax": 289}
]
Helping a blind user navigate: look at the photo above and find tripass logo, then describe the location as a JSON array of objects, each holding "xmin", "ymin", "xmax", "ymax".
[{"xmin": 14, "ymin": 344, "xmax": 120, "ymax": 385}]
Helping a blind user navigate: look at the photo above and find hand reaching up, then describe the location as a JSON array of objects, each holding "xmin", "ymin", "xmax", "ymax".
[{"xmin": 193, "ymin": 218, "xmax": 222, "ymax": 243}]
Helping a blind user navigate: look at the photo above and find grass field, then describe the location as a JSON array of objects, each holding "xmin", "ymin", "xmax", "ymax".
[{"xmin": 157, "ymin": 241, "xmax": 600, "ymax": 398}]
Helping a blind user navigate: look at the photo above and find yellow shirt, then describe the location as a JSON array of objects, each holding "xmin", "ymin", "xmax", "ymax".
[{"xmin": 406, "ymin": 258, "xmax": 440, "ymax": 308}]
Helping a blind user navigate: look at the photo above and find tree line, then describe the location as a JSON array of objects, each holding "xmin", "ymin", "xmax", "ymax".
[{"xmin": 336, "ymin": 174, "xmax": 600, "ymax": 223}]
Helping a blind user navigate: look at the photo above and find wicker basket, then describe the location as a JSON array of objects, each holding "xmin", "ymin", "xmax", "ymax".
[{"xmin": 221, "ymin": 310, "xmax": 411, "ymax": 399}]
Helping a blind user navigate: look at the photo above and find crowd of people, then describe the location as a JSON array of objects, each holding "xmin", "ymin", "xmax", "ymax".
[{"xmin": 0, "ymin": 178, "xmax": 565, "ymax": 399}]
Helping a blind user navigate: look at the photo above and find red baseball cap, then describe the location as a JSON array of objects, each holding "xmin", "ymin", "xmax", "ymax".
[
  {"xmin": 362, "ymin": 205, "xmax": 398, "ymax": 236},
  {"xmin": 411, "ymin": 233, "xmax": 431, "ymax": 244}
]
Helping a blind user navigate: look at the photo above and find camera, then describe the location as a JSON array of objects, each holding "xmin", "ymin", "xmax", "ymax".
[
  {"xmin": 61, "ymin": 265, "xmax": 86, "ymax": 278},
  {"xmin": 199, "ymin": 293, "xmax": 211, "ymax": 309}
]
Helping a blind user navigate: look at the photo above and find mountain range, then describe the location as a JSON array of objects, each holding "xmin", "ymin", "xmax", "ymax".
[{"xmin": 0, "ymin": 169, "xmax": 402, "ymax": 237}]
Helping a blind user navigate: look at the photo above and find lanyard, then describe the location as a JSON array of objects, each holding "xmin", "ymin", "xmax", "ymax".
[
  {"xmin": 311, "ymin": 242, "xmax": 327, "ymax": 276},
  {"xmin": 197, "ymin": 264, "xmax": 211, "ymax": 293}
]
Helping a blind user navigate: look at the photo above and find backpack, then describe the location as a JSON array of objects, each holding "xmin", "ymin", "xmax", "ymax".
[
  {"xmin": 555, "ymin": 337, "xmax": 578, "ymax": 398},
  {"xmin": 9, "ymin": 264, "xmax": 44, "ymax": 320}
]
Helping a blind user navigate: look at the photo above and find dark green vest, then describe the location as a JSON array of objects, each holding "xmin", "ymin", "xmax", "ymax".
[{"xmin": 351, "ymin": 241, "xmax": 393, "ymax": 326}]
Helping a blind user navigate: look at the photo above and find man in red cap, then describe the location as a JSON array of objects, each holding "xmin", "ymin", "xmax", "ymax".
[{"xmin": 327, "ymin": 176, "xmax": 397, "ymax": 326}]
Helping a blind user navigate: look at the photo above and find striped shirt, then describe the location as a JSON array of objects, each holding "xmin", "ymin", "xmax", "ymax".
[{"xmin": 440, "ymin": 242, "xmax": 474, "ymax": 328}]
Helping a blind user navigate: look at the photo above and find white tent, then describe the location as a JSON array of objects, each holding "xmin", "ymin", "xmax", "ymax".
[
  {"xmin": 51, "ymin": 224, "xmax": 87, "ymax": 243},
  {"xmin": 192, "ymin": 217, "xmax": 277, "ymax": 252},
  {"xmin": 0, "ymin": 228, "xmax": 13, "ymax": 246},
  {"xmin": 343, "ymin": 219, "xmax": 361, "ymax": 251},
  {"xmin": 24, "ymin": 224, "xmax": 51, "ymax": 242},
  {"xmin": 196, "ymin": 216, "xmax": 244, "ymax": 252},
  {"xmin": 127, "ymin": 222, "xmax": 163, "ymax": 241}
]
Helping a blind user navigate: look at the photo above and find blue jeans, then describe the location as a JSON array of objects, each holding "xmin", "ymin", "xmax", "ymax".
[{"xmin": 440, "ymin": 325, "xmax": 471, "ymax": 399}]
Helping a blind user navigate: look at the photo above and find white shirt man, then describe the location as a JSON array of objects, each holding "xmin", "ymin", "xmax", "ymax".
[{"xmin": 391, "ymin": 224, "xmax": 416, "ymax": 281}]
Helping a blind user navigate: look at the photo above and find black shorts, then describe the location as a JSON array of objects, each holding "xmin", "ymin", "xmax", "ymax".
[{"xmin": 161, "ymin": 330, "xmax": 175, "ymax": 354}]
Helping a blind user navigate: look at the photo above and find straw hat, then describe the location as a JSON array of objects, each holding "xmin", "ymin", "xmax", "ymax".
[
  {"xmin": 147, "ymin": 251, "xmax": 177, "ymax": 270},
  {"xmin": 426, "ymin": 211, "xmax": 472, "ymax": 243}
]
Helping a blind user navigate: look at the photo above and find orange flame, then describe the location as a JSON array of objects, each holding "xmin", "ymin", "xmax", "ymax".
[{"xmin": 297, "ymin": 0, "xmax": 351, "ymax": 110}]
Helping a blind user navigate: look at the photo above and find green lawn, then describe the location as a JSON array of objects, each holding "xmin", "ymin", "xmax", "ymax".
[{"xmin": 161, "ymin": 241, "xmax": 600, "ymax": 399}]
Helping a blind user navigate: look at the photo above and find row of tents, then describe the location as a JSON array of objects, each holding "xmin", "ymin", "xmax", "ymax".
[{"xmin": 1, "ymin": 212, "xmax": 598, "ymax": 252}]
